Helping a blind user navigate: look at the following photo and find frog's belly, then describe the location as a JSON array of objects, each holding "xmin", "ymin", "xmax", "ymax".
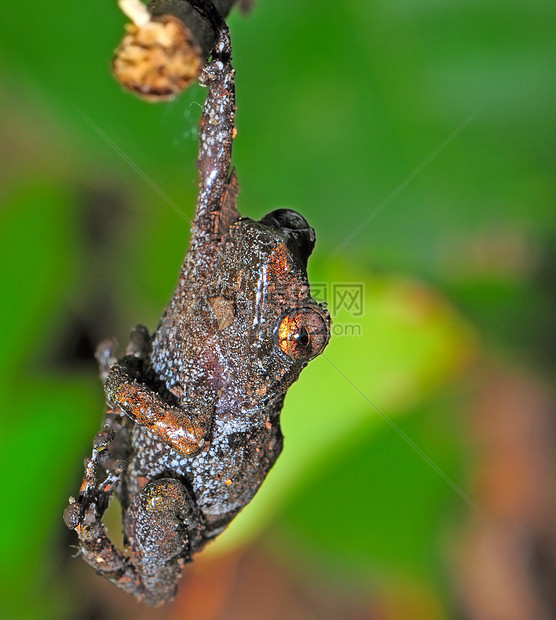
[
  {"xmin": 186, "ymin": 416, "xmax": 283, "ymax": 522},
  {"xmin": 129, "ymin": 415, "xmax": 283, "ymax": 527}
]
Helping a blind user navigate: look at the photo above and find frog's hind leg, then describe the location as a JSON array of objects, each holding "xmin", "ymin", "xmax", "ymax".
[
  {"xmin": 63, "ymin": 425, "xmax": 146, "ymax": 601},
  {"xmin": 64, "ymin": 439, "xmax": 199, "ymax": 605},
  {"xmin": 63, "ymin": 325, "xmax": 155, "ymax": 601},
  {"xmin": 122, "ymin": 478, "xmax": 202, "ymax": 606}
]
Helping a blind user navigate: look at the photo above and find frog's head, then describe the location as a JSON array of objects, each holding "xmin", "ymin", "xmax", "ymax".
[
  {"xmin": 258, "ymin": 208, "xmax": 315, "ymax": 271},
  {"xmin": 209, "ymin": 208, "xmax": 330, "ymax": 403},
  {"xmin": 256, "ymin": 209, "xmax": 329, "ymax": 363}
]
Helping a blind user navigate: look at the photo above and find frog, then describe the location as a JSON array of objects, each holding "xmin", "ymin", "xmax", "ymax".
[{"xmin": 63, "ymin": 10, "xmax": 330, "ymax": 607}]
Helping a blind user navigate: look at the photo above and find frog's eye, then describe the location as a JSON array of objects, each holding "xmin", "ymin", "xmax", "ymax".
[{"xmin": 276, "ymin": 307, "xmax": 329, "ymax": 361}]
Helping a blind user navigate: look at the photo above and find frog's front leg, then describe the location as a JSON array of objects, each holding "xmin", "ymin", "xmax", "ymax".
[{"xmin": 105, "ymin": 355, "xmax": 214, "ymax": 456}]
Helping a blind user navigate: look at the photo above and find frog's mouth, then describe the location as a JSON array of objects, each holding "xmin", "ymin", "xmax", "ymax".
[{"xmin": 259, "ymin": 209, "xmax": 316, "ymax": 269}]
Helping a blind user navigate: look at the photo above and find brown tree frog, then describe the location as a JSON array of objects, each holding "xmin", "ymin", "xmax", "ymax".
[{"xmin": 64, "ymin": 11, "xmax": 330, "ymax": 606}]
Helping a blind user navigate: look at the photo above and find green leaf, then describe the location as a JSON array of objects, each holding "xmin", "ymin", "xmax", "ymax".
[
  {"xmin": 0, "ymin": 182, "xmax": 78, "ymax": 374},
  {"xmin": 0, "ymin": 375, "xmax": 101, "ymax": 614},
  {"xmin": 215, "ymin": 266, "xmax": 475, "ymax": 551},
  {"xmin": 278, "ymin": 400, "xmax": 465, "ymax": 582}
]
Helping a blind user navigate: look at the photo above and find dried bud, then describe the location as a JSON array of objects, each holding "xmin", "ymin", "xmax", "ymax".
[{"xmin": 112, "ymin": 14, "xmax": 202, "ymax": 101}]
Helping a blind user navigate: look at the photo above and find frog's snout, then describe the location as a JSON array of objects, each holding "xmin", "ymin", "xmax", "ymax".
[
  {"xmin": 261, "ymin": 209, "xmax": 310, "ymax": 232},
  {"xmin": 260, "ymin": 209, "xmax": 316, "ymax": 266}
]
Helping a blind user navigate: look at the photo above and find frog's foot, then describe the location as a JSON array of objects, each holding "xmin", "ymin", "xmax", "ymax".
[
  {"xmin": 63, "ymin": 426, "xmax": 146, "ymax": 601},
  {"xmin": 96, "ymin": 338, "xmax": 118, "ymax": 382},
  {"xmin": 96, "ymin": 325, "xmax": 152, "ymax": 383},
  {"xmin": 105, "ymin": 355, "xmax": 214, "ymax": 457},
  {"xmin": 125, "ymin": 324, "xmax": 152, "ymax": 359},
  {"xmin": 64, "ymin": 497, "xmax": 146, "ymax": 599},
  {"xmin": 63, "ymin": 461, "xmax": 198, "ymax": 606},
  {"xmin": 123, "ymin": 478, "xmax": 202, "ymax": 606}
]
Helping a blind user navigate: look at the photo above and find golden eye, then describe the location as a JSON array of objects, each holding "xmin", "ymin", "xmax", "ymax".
[{"xmin": 276, "ymin": 307, "xmax": 329, "ymax": 361}]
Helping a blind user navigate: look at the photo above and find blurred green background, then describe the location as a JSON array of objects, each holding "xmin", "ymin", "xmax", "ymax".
[{"xmin": 0, "ymin": 0, "xmax": 554, "ymax": 618}]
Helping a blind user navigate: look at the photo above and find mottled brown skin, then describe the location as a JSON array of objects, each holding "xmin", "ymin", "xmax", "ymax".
[{"xmin": 64, "ymin": 10, "xmax": 330, "ymax": 607}]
